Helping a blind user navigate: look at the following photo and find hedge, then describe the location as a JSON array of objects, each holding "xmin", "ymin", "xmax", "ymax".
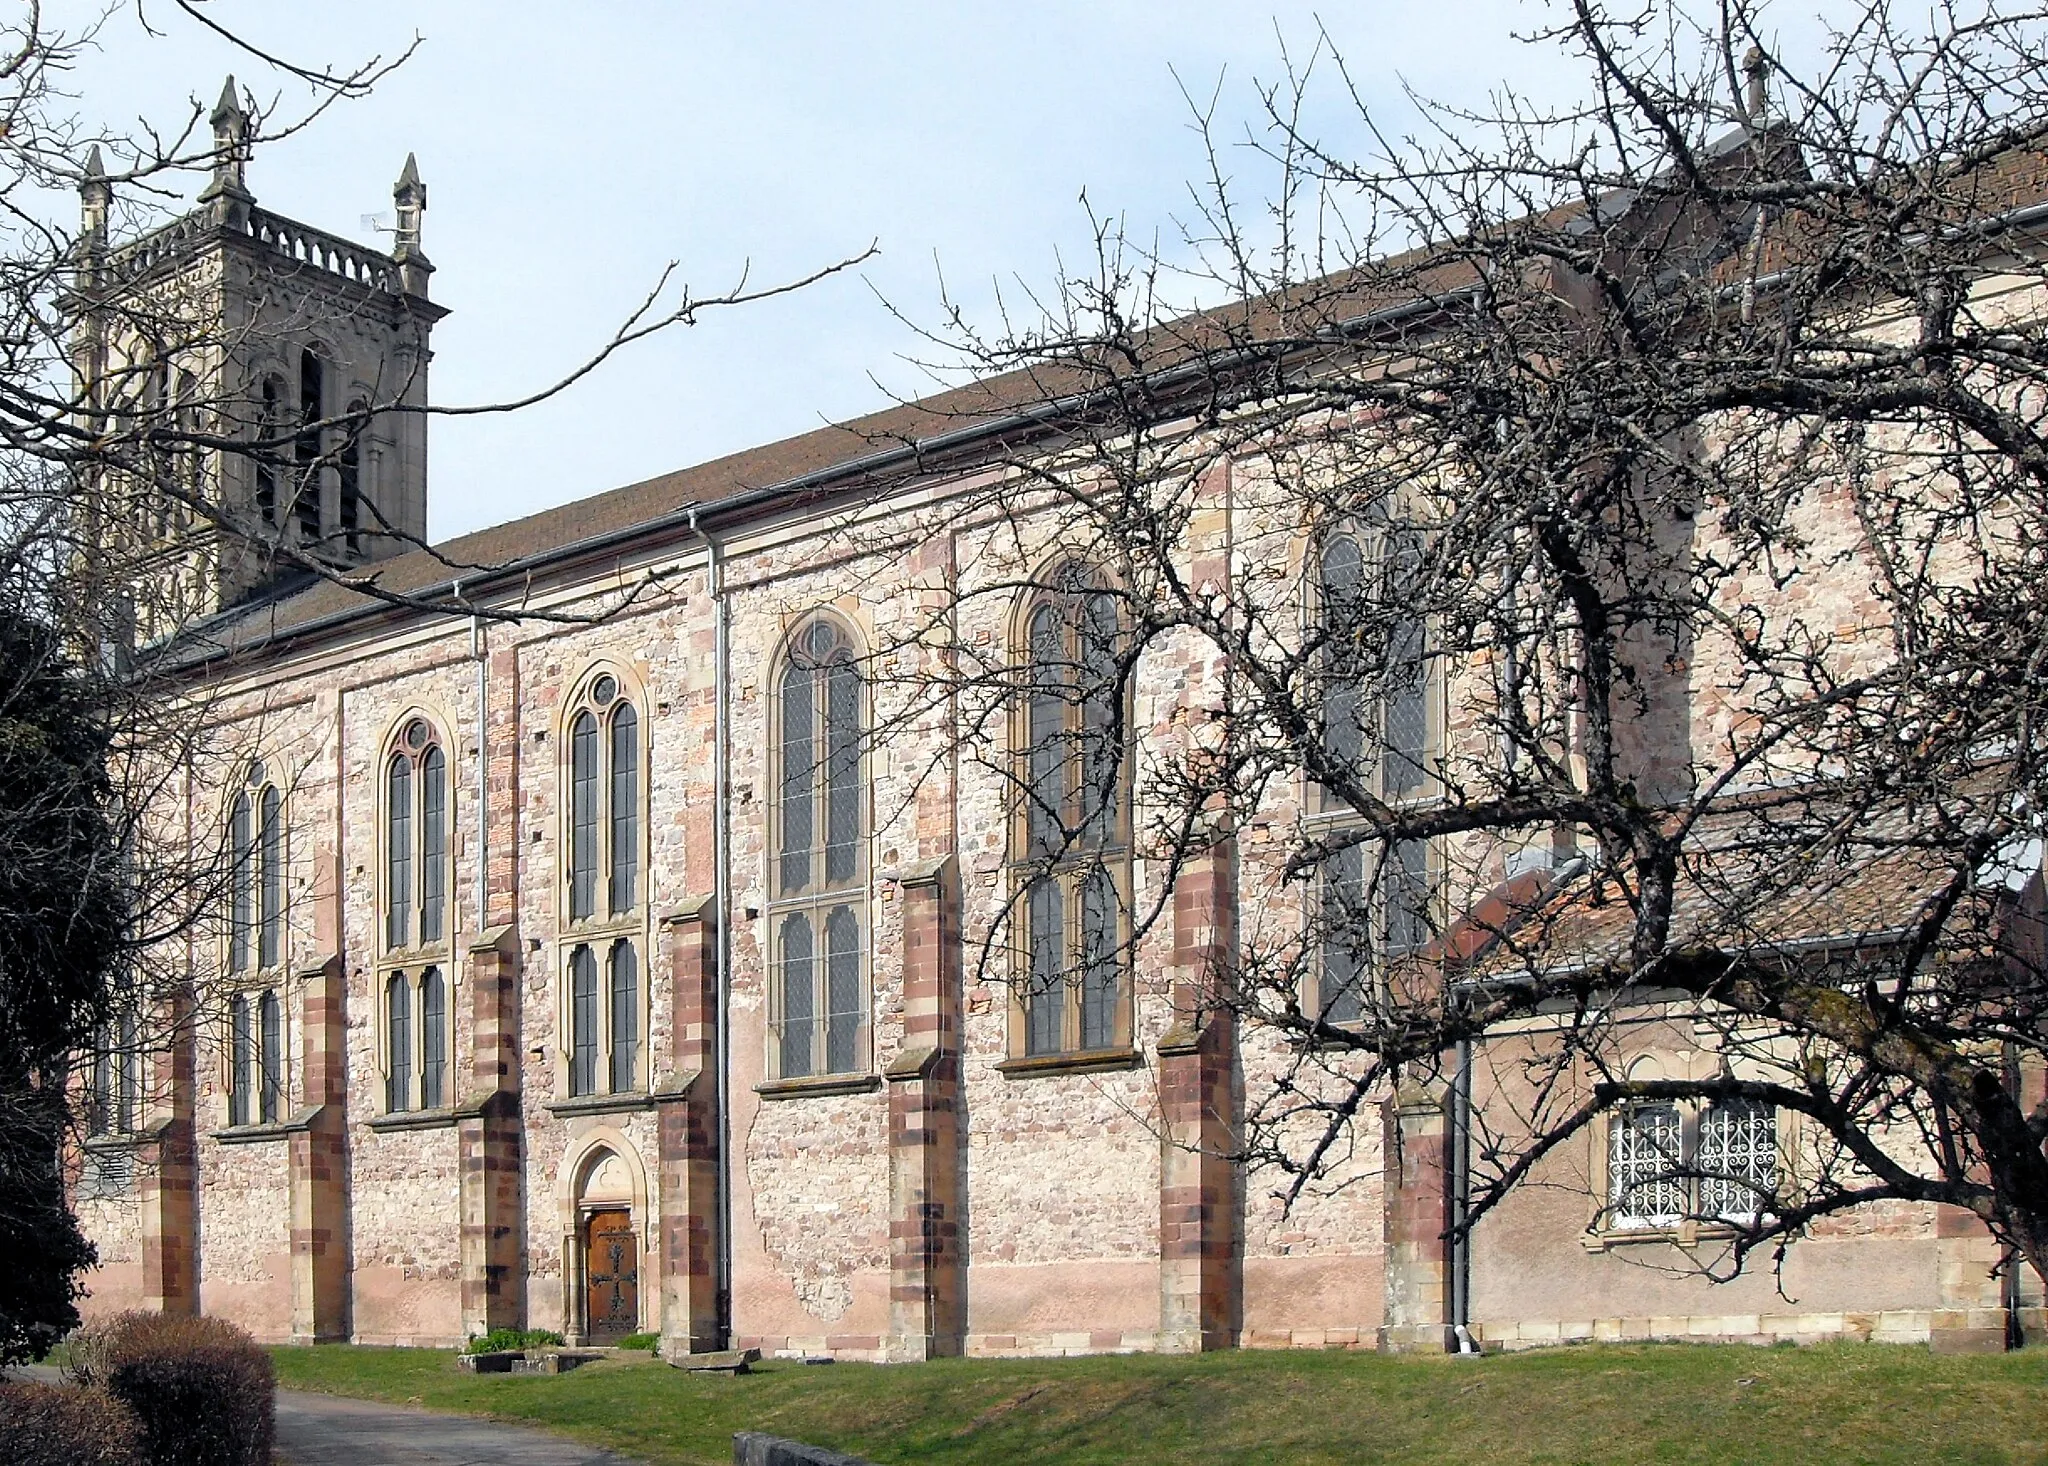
[
  {"xmin": 0, "ymin": 1378, "xmax": 144, "ymax": 1466},
  {"xmin": 70, "ymin": 1312, "xmax": 274, "ymax": 1466}
]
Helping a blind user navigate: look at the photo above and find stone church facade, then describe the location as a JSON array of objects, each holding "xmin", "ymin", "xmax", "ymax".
[{"xmin": 68, "ymin": 87, "xmax": 2042, "ymax": 1359}]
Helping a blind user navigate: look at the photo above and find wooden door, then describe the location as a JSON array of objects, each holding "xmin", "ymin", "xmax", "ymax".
[{"xmin": 584, "ymin": 1208, "xmax": 638, "ymax": 1340}]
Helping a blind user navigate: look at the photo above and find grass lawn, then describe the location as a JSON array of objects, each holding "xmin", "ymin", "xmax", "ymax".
[{"xmin": 269, "ymin": 1339, "xmax": 2048, "ymax": 1466}]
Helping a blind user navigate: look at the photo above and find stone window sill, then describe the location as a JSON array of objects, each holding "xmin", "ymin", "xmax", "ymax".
[
  {"xmin": 211, "ymin": 1122, "xmax": 298, "ymax": 1145},
  {"xmin": 83, "ymin": 1131, "xmax": 148, "ymax": 1152},
  {"xmin": 1582, "ymin": 1220, "xmax": 1744, "ymax": 1252},
  {"xmin": 995, "ymin": 1047, "xmax": 1142, "ymax": 1078},
  {"xmin": 365, "ymin": 1106, "xmax": 461, "ymax": 1133},
  {"xmin": 545, "ymin": 1092, "xmax": 654, "ymax": 1117},
  {"xmin": 753, "ymin": 1073, "xmax": 881, "ymax": 1101}
]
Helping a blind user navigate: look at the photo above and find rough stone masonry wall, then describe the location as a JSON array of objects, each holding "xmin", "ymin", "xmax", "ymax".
[{"xmin": 72, "ymin": 384, "xmax": 2045, "ymax": 1358}]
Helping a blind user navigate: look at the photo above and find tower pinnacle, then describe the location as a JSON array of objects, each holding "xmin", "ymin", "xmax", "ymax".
[
  {"xmin": 199, "ymin": 75, "xmax": 253, "ymax": 226},
  {"xmin": 392, "ymin": 152, "xmax": 432, "ymax": 297}
]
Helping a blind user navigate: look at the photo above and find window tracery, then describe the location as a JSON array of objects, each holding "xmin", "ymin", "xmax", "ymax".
[
  {"xmin": 766, "ymin": 618, "xmax": 867, "ymax": 1080},
  {"xmin": 560, "ymin": 669, "xmax": 645, "ymax": 1098},
  {"xmin": 1311, "ymin": 524, "xmax": 1438, "ymax": 1026},
  {"xmin": 380, "ymin": 715, "xmax": 453, "ymax": 1113},
  {"xmin": 226, "ymin": 759, "xmax": 289, "ymax": 1125},
  {"xmin": 1010, "ymin": 566, "xmax": 1130, "ymax": 1060}
]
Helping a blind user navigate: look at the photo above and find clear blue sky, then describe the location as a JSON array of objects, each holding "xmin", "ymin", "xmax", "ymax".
[{"xmin": 74, "ymin": 2, "xmax": 1578, "ymax": 542}]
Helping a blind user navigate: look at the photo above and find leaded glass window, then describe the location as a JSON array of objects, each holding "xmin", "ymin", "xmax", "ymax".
[
  {"xmin": 385, "ymin": 973, "xmax": 413, "ymax": 1113},
  {"xmin": 769, "ymin": 619, "xmax": 869, "ymax": 1079},
  {"xmin": 560, "ymin": 669, "xmax": 646, "ymax": 1097},
  {"xmin": 230, "ymin": 993, "xmax": 254, "ymax": 1126},
  {"xmin": 382, "ymin": 965, "xmax": 447, "ymax": 1115},
  {"xmin": 608, "ymin": 941, "xmax": 639, "ymax": 1094},
  {"xmin": 420, "ymin": 967, "xmax": 447, "ymax": 1110},
  {"xmin": 384, "ymin": 717, "xmax": 449, "ymax": 954},
  {"xmin": 1013, "ymin": 568, "xmax": 1130, "ymax": 1058},
  {"xmin": 229, "ymin": 761, "xmax": 285, "ymax": 977},
  {"xmin": 1313, "ymin": 523, "xmax": 1436, "ymax": 1027},
  {"xmin": 89, "ymin": 1007, "xmax": 140, "ymax": 1137},
  {"xmin": 258, "ymin": 989, "xmax": 282, "ymax": 1124}
]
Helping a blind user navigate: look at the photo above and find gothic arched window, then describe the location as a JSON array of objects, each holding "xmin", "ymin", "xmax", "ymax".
[
  {"xmin": 561, "ymin": 669, "xmax": 645, "ymax": 1097},
  {"xmin": 1311, "ymin": 525, "xmax": 1437, "ymax": 1027},
  {"xmin": 225, "ymin": 760, "xmax": 289, "ymax": 1125},
  {"xmin": 380, "ymin": 715, "xmax": 453, "ymax": 1113},
  {"xmin": 1010, "ymin": 567, "xmax": 1129, "ymax": 1060},
  {"xmin": 767, "ymin": 618, "xmax": 867, "ymax": 1080}
]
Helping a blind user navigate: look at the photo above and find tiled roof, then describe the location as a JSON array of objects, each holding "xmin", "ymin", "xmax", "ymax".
[{"xmin": 1453, "ymin": 776, "xmax": 2037, "ymax": 980}]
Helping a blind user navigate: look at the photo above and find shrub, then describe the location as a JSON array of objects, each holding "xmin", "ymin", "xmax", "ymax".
[
  {"xmin": 463, "ymin": 1326, "xmax": 565, "ymax": 1355},
  {"xmin": 71, "ymin": 1312, "xmax": 274, "ymax": 1466},
  {"xmin": 0, "ymin": 1379, "xmax": 143, "ymax": 1466},
  {"xmin": 616, "ymin": 1331, "xmax": 659, "ymax": 1352}
]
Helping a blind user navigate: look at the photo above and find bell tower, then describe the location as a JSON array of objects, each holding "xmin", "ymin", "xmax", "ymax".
[{"xmin": 69, "ymin": 77, "xmax": 448, "ymax": 641}]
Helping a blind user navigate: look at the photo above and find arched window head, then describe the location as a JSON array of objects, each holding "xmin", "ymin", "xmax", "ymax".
[
  {"xmin": 767, "ymin": 616, "xmax": 868, "ymax": 1081},
  {"xmin": 384, "ymin": 716, "xmax": 449, "ymax": 953},
  {"xmin": 1010, "ymin": 567, "xmax": 1130, "ymax": 1060},
  {"xmin": 229, "ymin": 759, "xmax": 285, "ymax": 976}
]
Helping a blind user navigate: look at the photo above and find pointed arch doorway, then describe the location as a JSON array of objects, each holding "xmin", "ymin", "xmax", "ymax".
[{"xmin": 570, "ymin": 1145, "xmax": 642, "ymax": 1343}]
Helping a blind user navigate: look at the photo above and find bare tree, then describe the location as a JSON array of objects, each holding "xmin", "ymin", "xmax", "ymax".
[{"xmin": 839, "ymin": 0, "xmax": 2048, "ymax": 1301}]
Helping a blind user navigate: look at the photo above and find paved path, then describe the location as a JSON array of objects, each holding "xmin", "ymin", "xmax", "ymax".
[
  {"xmin": 15, "ymin": 1366, "xmax": 651, "ymax": 1466},
  {"xmin": 273, "ymin": 1387, "xmax": 650, "ymax": 1466}
]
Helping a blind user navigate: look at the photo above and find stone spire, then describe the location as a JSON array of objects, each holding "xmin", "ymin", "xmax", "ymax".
[
  {"xmin": 392, "ymin": 152, "xmax": 433, "ymax": 297},
  {"xmin": 198, "ymin": 75, "xmax": 253, "ymax": 227}
]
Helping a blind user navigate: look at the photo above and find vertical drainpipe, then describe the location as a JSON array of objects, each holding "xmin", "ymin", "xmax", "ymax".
[
  {"xmin": 1450, "ymin": 1035, "xmax": 1478, "ymax": 1354},
  {"xmin": 466, "ymin": 582, "xmax": 488, "ymax": 933},
  {"xmin": 687, "ymin": 508, "xmax": 734, "ymax": 1347}
]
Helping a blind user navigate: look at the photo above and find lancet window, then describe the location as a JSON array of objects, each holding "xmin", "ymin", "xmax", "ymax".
[
  {"xmin": 225, "ymin": 759, "xmax": 290, "ymax": 1125},
  {"xmin": 1010, "ymin": 567, "xmax": 1130, "ymax": 1060},
  {"xmin": 380, "ymin": 715, "xmax": 453, "ymax": 1113},
  {"xmin": 766, "ymin": 618, "xmax": 867, "ymax": 1081},
  {"xmin": 561, "ymin": 669, "xmax": 645, "ymax": 1098},
  {"xmin": 1311, "ymin": 525, "xmax": 1438, "ymax": 1026}
]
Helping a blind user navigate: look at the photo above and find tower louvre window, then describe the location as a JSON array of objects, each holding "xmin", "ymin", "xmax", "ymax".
[
  {"xmin": 338, "ymin": 399, "xmax": 366, "ymax": 554},
  {"xmin": 293, "ymin": 349, "xmax": 324, "ymax": 546}
]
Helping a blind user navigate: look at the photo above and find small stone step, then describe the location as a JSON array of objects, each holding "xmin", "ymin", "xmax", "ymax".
[{"xmin": 667, "ymin": 1346, "xmax": 762, "ymax": 1374}]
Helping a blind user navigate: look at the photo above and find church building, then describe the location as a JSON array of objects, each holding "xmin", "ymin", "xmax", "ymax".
[{"xmin": 67, "ymin": 81, "xmax": 2043, "ymax": 1359}]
